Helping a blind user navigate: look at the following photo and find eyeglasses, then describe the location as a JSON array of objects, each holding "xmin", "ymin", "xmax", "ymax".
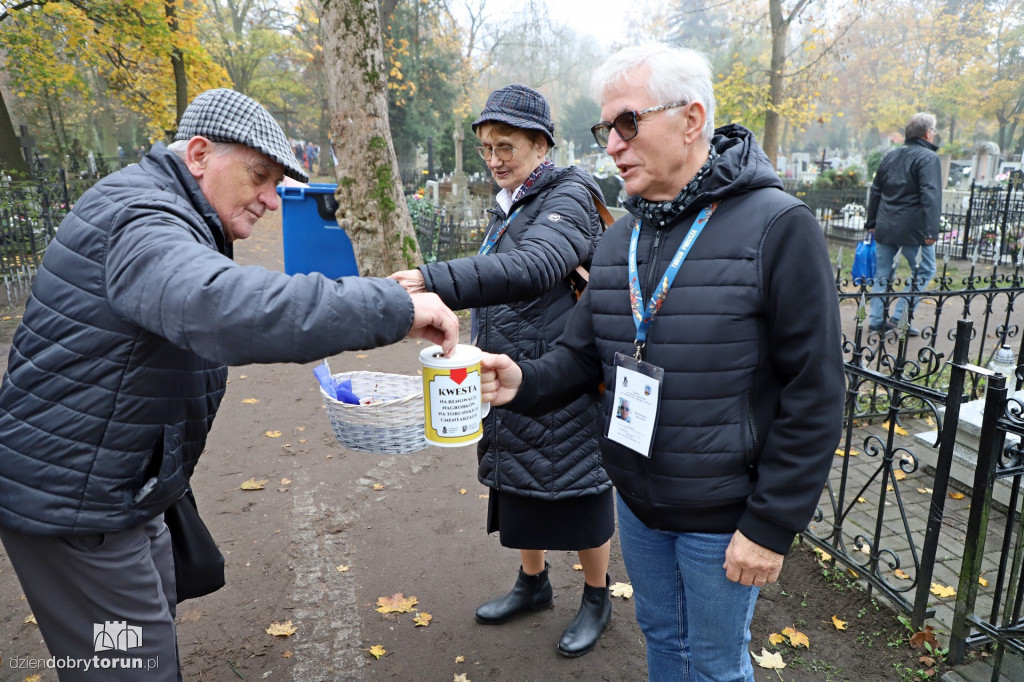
[
  {"xmin": 590, "ymin": 102, "xmax": 688, "ymax": 148},
  {"xmin": 475, "ymin": 144, "xmax": 524, "ymax": 162}
]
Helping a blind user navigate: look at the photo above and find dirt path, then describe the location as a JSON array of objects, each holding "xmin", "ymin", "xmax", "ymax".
[{"xmin": 0, "ymin": 209, "xmax": 939, "ymax": 682}]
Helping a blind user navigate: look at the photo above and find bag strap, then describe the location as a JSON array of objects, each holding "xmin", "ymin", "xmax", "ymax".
[{"xmin": 573, "ymin": 186, "xmax": 614, "ymax": 285}]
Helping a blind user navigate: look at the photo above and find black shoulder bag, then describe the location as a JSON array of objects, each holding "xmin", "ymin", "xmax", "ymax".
[{"xmin": 164, "ymin": 488, "xmax": 226, "ymax": 602}]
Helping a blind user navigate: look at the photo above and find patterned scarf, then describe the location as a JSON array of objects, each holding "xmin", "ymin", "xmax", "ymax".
[
  {"xmin": 511, "ymin": 160, "xmax": 554, "ymax": 204},
  {"xmin": 624, "ymin": 145, "xmax": 719, "ymax": 227}
]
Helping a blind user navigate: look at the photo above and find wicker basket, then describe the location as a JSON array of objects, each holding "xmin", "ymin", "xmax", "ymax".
[{"xmin": 320, "ymin": 371, "xmax": 428, "ymax": 455}]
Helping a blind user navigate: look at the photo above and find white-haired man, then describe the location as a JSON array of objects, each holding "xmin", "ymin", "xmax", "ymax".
[{"xmin": 480, "ymin": 45, "xmax": 844, "ymax": 681}]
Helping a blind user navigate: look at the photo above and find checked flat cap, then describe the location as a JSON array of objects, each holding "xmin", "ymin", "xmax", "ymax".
[
  {"xmin": 175, "ymin": 88, "xmax": 308, "ymax": 182},
  {"xmin": 472, "ymin": 84, "xmax": 555, "ymax": 147}
]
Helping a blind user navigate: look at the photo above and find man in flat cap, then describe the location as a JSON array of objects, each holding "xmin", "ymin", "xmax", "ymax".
[{"xmin": 0, "ymin": 88, "xmax": 458, "ymax": 681}]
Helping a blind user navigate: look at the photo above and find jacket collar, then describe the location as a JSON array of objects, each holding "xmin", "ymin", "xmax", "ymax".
[{"xmin": 141, "ymin": 143, "xmax": 231, "ymax": 256}]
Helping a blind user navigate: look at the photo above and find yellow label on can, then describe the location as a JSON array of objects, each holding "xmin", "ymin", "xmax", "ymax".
[{"xmin": 422, "ymin": 361, "xmax": 483, "ymax": 446}]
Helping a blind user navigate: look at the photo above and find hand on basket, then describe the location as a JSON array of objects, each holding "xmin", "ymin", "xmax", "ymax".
[
  {"xmin": 481, "ymin": 353, "xmax": 522, "ymax": 406},
  {"xmin": 408, "ymin": 292, "xmax": 459, "ymax": 356}
]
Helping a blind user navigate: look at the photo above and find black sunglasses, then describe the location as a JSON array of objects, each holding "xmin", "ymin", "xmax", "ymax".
[{"xmin": 590, "ymin": 101, "xmax": 688, "ymax": 148}]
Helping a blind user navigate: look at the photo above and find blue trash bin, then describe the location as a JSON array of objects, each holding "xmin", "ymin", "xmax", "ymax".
[{"xmin": 276, "ymin": 183, "xmax": 359, "ymax": 278}]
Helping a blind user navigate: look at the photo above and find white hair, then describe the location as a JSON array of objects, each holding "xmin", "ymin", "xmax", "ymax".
[
  {"xmin": 590, "ymin": 44, "xmax": 716, "ymax": 143},
  {"xmin": 165, "ymin": 139, "xmax": 234, "ymax": 159}
]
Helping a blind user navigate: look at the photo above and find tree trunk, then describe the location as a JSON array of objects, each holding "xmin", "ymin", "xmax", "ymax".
[
  {"xmin": 165, "ymin": 1, "xmax": 189, "ymax": 126},
  {"xmin": 0, "ymin": 88, "xmax": 28, "ymax": 176},
  {"xmin": 320, "ymin": 0, "xmax": 421, "ymax": 276},
  {"xmin": 762, "ymin": 0, "xmax": 787, "ymax": 172}
]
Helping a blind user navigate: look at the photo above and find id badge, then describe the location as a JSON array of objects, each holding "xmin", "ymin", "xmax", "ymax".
[{"xmin": 605, "ymin": 352, "xmax": 664, "ymax": 458}]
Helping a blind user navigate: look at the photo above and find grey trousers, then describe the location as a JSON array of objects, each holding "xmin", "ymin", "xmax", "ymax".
[{"xmin": 0, "ymin": 515, "xmax": 182, "ymax": 681}]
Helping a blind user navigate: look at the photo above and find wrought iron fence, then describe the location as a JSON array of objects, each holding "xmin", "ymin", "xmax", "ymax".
[
  {"xmin": 413, "ymin": 204, "xmax": 489, "ymax": 263},
  {"xmin": 806, "ymin": 267, "xmax": 1024, "ymax": 677},
  {"xmin": 798, "ymin": 179, "xmax": 1024, "ymax": 265},
  {"xmin": 0, "ymin": 169, "xmax": 94, "ymax": 307}
]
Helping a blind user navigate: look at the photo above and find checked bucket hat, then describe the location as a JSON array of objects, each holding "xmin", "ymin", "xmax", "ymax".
[
  {"xmin": 472, "ymin": 84, "xmax": 556, "ymax": 147},
  {"xmin": 175, "ymin": 88, "xmax": 308, "ymax": 182}
]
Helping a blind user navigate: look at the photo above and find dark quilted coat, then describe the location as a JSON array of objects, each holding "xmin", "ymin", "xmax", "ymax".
[
  {"xmin": 419, "ymin": 165, "xmax": 610, "ymax": 499},
  {"xmin": 507, "ymin": 125, "xmax": 845, "ymax": 554},
  {"xmin": 0, "ymin": 143, "xmax": 416, "ymax": 536}
]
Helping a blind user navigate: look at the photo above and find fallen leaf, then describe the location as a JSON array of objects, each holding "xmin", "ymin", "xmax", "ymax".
[
  {"xmin": 23, "ymin": 614, "xmax": 36, "ymax": 625},
  {"xmin": 812, "ymin": 547, "xmax": 832, "ymax": 562},
  {"xmin": 832, "ymin": 615, "xmax": 847, "ymax": 630},
  {"xmin": 893, "ymin": 470, "xmax": 907, "ymax": 481},
  {"xmin": 368, "ymin": 644, "xmax": 386, "ymax": 659},
  {"xmin": 918, "ymin": 487, "xmax": 933, "ymax": 494},
  {"xmin": 882, "ymin": 420, "xmax": 909, "ymax": 436},
  {"xmin": 413, "ymin": 612, "xmax": 432, "ymax": 627},
  {"xmin": 751, "ymin": 648, "xmax": 786, "ymax": 670},
  {"xmin": 299, "ymin": 439, "xmax": 307, "ymax": 443},
  {"xmin": 238, "ymin": 375, "xmax": 248, "ymax": 379},
  {"xmin": 356, "ymin": 354, "xmax": 369, "ymax": 359},
  {"xmin": 979, "ymin": 576, "xmax": 988, "ymax": 587},
  {"xmin": 454, "ymin": 655, "xmax": 465, "ymax": 663},
  {"xmin": 910, "ymin": 625, "xmax": 938, "ymax": 650},
  {"xmin": 949, "ymin": 491, "xmax": 965, "ymax": 500},
  {"xmin": 266, "ymin": 620, "xmax": 297, "ymax": 637},
  {"xmin": 894, "ymin": 569, "xmax": 911, "ymax": 580},
  {"xmin": 372, "ymin": 483, "xmax": 385, "ymax": 491},
  {"xmin": 296, "ymin": 426, "xmax": 306, "ymax": 431},
  {"xmin": 769, "ymin": 632, "xmax": 786, "ymax": 645},
  {"xmin": 857, "ymin": 496, "xmax": 868, "ymax": 503},
  {"xmin": 337, "ymin": 565, "xmax": 350, "ymax": 573},
  {"xmin": 458, "ymin": 488, "xmax": 467, "ymax": 495},
  {"xmin": 241, "ymin": 398, "xmax": 260, "ymax": 404},
  {"xmin": 453, "ymin": 674, "xmax": 470, "ymax": 682},
  {"xmin": 887, "ymin": 485, "xmax": 894, "ymax": 491},
  {"xmin": 782, "ymin": 627, "xmax": 810, "ymax": 648},
  {"xmin": 609, "ymin": 582, "xmax": 633, "ymax": 599},
  {"xmin": 478, "ymin": 494, "xmax": 489, "ymax": 499},
  {"xmin": 25, "ymin": 676, "xmax": 42, "ymax": 682},
  {"xmin": 930, "ymin": 583, "xmax": 956, "ymax": 598},
  {"xmin": 241, "ymin": 477, "xmax": 269, "ymax": 491},
  {"xmin": 264, "ymin": 430, "xmax": 282, "ymax": 438},
  {"xmin": 572, "ymin": 564, "xmax": 583, "ymax": 571},
  {"xmin": 282, "ymin": 650, "xmax": 293, "ymax": 659},
  {"xmin": 281, "ymin": 477, "xmax": 292, "ymax": 485},
  {"xmin": 376, "ymin": 593, "xmax": 418, "ymax": 613}
]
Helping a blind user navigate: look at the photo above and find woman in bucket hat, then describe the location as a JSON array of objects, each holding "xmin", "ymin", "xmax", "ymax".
[{"xmin": 391, "ymin": 84, "xmax": 613, "ymax": 656}]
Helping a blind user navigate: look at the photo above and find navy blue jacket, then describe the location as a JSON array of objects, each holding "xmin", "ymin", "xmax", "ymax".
[
  {"xmin": 508, "ymin": 125, "xmax": 845, "ymax": 554},
  {"xmin": 420, "ymin": 166, "xmax": 609, "ymax": 499},
  {"xmin": 0, "ymin": 143, "xmax": 415, "ymax": 535}
]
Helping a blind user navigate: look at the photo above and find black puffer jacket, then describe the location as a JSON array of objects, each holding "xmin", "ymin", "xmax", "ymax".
[
  {"xmin": 866, "ymin": 137, "xmax": 942, "ymax": 245},
  {"xmin": 0, "ymin": 143, "xmax": 415, "ymax": 535},
  {"xmin": 508, "ymin": 125, "xmax": 845, "ymax": 553},
  {"xmin": 420, "ymin": 165, "xmax": 609, "ymax": 499}
]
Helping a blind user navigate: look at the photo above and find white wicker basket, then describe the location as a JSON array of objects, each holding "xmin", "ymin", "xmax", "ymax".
[{"xmin": 320, "ymin": 371, "xmax": 428, "ymax": 455}]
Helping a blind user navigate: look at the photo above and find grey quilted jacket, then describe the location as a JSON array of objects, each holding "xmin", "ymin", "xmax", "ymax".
[
  {"xmin": 0, "ymin": 143, "xmax": 415, "ymax": 535},
  {"xmin": 419, "ymin": 165, "xmax": 610, "ymax": 499}
]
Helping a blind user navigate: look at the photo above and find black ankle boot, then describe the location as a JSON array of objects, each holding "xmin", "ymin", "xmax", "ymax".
[
  {"xmin": 557, "ymin": 575, "xmax": 611, "ymax": 657},
  {"xmin": 475, "ymin": 563, "xmax": 553, "ymax": 624}
]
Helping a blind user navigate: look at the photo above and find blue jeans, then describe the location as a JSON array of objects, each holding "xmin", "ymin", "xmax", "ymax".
[
  {"xmin": 617, "ymin": 494, "xmax": 759, "ymax": 682},
  {"xmin": 869, "ymin": 242, "xmax": 936, "ymax": 329}
]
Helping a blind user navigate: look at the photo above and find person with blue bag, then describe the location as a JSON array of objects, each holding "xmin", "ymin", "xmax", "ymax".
[{"xmin": 865, "ymin": 112, "xmax": 942, "ymax": 336}]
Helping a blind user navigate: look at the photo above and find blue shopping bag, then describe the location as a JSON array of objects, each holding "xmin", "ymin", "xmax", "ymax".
[{"xmin": 851, "ymin": 231, "xmax": 876, "ymax": 285}]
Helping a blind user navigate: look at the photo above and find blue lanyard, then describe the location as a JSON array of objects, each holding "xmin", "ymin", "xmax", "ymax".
[
  {"xmin": 478, "ymin": 206, "xmax": 524, "ymax": 255},
  {"xmin": 628, "ymin": 203, "xmax": 718, "ymax": 352}
]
